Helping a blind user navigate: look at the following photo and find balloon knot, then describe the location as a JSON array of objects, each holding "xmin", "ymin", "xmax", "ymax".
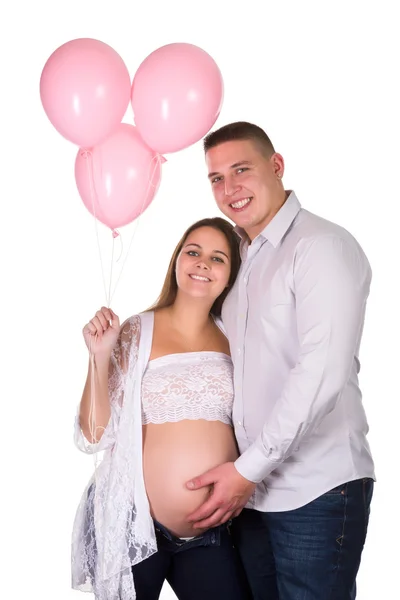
[
  {"xmin": 112, "ymin": 229, "xmax": 120, "ymax": 238},
  {"xmin": 80, "ymin": 148, "xmax": 92, "ymax": 158}
]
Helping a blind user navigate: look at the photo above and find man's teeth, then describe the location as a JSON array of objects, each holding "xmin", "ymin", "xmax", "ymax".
[
  {"xmin": 190, "ymin": 275, "xmax": 210, "ymax": 282},
  {"xmin": 230, "ymin": 197, "xmax": 252, "ymax": 209}
]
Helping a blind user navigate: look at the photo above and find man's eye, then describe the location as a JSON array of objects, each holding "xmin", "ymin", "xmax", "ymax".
[
  {"xmin": 237, "ymin": 167, "xmax": 248, "ymax": 174},
  {"xmin": 212, "ymin": 176, "xmax": 222, "ymax": 184}
]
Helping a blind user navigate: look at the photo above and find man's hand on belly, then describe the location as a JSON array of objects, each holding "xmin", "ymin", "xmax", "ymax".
[{"xmin": 185, "ymin": 462, "xmax": 256, "ymax": 529}]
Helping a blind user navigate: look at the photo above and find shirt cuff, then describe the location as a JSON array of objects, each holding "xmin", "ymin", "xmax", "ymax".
[{"xmin": 234, "ymin": 441, "xmax": 277, "ymax": 483}]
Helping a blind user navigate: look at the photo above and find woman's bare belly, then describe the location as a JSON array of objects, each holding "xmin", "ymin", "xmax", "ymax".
[{"xmin": 142, "ymin": 420, "xmax": 239, "ymax": 538}]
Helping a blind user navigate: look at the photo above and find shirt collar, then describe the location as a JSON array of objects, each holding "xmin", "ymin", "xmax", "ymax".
[{"xmin": 235, "ymin": 191, "xmax": 301, "ymax": 250}]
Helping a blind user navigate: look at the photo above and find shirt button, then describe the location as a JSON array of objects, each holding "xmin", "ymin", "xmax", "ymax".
[
  {"xmin": 237, "ymin": 348, "xmax": 241, "ymax": 354},
  {"xmin": 237, "ymin": 421, "xmax": 242, "ymax": 426}
]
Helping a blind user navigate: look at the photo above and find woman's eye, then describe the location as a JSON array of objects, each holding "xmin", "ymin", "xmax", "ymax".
[
  {"xmin": 187, "ymin": 251, "xmax": 199, "ymax": 256},
  {"xmin": 212, "ymin": 256, "xmax": 224, "ymax": 263}
]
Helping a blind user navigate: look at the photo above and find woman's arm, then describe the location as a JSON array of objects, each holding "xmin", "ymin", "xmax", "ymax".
[{"xmin": 79, "ymin": 350, "xmax": 112, "ymax": 444}]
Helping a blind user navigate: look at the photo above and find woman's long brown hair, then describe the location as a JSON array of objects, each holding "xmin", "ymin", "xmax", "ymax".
[{"xmin": 146, "ymin": 217, "xmax": 241, "ymax": 317}]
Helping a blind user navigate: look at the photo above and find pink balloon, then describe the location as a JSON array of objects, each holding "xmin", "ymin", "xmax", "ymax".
[
  {"xmin": 40, "ymin": 38, "xmax": 131, "ymax": 148},
  {"xmin": 131, "ymin": 43, "xmax": 223, "ymax": 154},
  {"xmin": 75, "ymin": 124, "xmax": 162, "ymax": 231}
]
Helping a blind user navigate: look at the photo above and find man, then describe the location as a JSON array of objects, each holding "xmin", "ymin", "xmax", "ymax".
[{"xmin": 186, "ymin": 121, "xmax": 375, "ymax": 599}]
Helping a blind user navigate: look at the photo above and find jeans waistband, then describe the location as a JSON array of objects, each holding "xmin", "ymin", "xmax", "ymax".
[{"xmin": 154, "ymin": 519, "xmax": 227, "ymax": 549}]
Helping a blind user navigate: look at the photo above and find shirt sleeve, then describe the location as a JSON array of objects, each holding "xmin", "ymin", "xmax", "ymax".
[
  {"xmin": 234, "ymin": 233, "xmax": 372, "ymax": 483},
  {"xmin": 74, "ymin": 315, "xmax": 141, "ymax": 454}
]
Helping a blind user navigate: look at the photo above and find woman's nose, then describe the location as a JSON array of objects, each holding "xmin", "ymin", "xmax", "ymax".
[{"xmin": 196, "ymin": 260, "xmax": 210, "ymax": 270}]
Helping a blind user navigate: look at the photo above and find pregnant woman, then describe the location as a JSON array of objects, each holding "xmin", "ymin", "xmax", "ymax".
[{"xmin": 72, "ymin": 217, "xmax": 251, "ymax": 600}]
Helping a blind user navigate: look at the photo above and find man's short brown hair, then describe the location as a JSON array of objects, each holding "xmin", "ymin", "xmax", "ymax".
[{"xmin": 203, "ymin": 121, "xmax": 275, "ymax": 158}]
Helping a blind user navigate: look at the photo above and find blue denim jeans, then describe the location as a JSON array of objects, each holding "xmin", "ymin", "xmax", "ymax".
[
  {"xmin": 231, "ymin": 478, "xmax": 373, "ymax": 600},
  {"xmin": 131, "ymin": 520, "xmax": 251, "ymax": 599}
]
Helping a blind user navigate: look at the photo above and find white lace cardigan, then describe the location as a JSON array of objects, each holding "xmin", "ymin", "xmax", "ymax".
[
  {"xmin": 71, "ymin": 310, "xmax": 226, "ymax": 599},
  {"xmin": 72, "ymin": 311, "xmax": 157, "ymax": 600}
]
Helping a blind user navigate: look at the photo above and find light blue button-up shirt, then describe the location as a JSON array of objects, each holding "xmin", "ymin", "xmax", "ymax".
[{"xmin": 222, "ymin": 192, "xmax": 375, "ymax": 511}]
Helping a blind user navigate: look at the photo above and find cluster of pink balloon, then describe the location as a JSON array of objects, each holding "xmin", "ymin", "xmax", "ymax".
[{"xmin": 40, "ymin": 38, "xmax": 224, "ymax": 232}]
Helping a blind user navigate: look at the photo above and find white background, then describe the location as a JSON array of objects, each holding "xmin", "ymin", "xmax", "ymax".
[{"xmin": 1, "ymin": 1, "xmax": 398, "ymax": 598}]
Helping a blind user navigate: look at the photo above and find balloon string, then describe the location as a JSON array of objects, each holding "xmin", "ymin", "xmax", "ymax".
[
  {"xmin": 108, "ymin": 153, "xmax": 164, "ymax": 305},
  {"xmin": 116, "ymin": 234, "xmax": 124, "ymax": 263},
  {"xmin": 108, "ymin": 236, "xmax": 115, "ymax": 307},
  {"xmin": 83, "ymin": 150, "xmax": 111, "ymax": 307},
  {"xmin": 88, "ymin": 337, "xmax": 98, "ymax": 475},
  {"xmin": 88, "ymin": 336, "xmax": 106, "ymax": 476}
]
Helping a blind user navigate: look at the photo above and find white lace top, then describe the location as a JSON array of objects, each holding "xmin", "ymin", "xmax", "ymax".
[
  {"xmin": 71, "ymin": 311, "xmax": 231, "ymax": 600},
  {"xmin": 142, "ymin": 352, "xmax": 233, "ymax": 425}
]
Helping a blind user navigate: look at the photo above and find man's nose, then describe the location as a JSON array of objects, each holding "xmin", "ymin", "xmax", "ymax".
[{"xmin": 224, "ymin": 176, "xmax": 239, "ymax": 196}]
